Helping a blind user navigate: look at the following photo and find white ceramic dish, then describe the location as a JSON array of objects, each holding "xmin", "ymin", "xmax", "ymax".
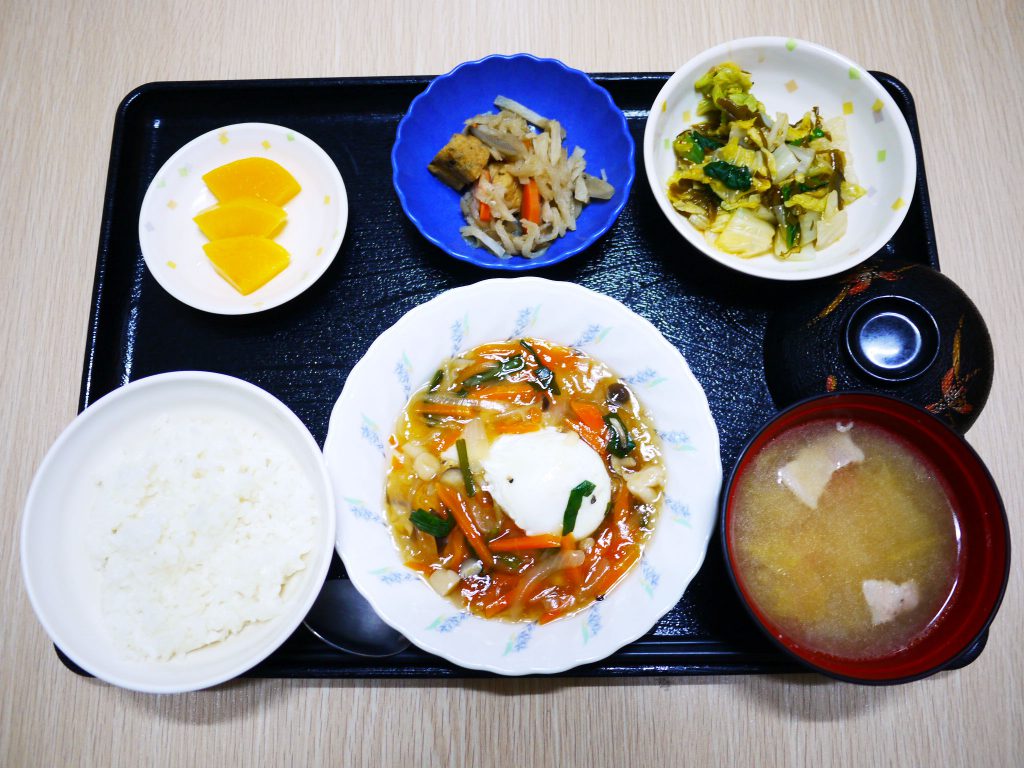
[
  {"xmin": 20, "ymin": 372, "xmax": 336, "ymax": 693},
  {"xmin": 324, "ymin": 277, "xmax": 722, "ymax": 675},
  {"xmin": 138, "ymin": 123, "xmax": 348, "ymax": 314},
  {"xmin": 643, "ymin": 37, "xmax": 917, "ymax": 281}
]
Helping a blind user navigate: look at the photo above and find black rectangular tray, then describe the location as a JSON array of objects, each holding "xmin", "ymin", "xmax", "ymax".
[{"xmin": 63, "ymin": 71, "xmax": 986, "ymax": 678}]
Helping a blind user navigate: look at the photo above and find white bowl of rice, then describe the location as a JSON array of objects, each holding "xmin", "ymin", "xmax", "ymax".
[{"xmin": 20, "ymin": 372, "xmax": 335, "ymax": 693}]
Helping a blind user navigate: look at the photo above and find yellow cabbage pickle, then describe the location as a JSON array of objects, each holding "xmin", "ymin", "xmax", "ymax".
[
  {"xmin": 202, "ymin": 157, "xmax": 301, "ymax": 206},
  {"xmin": 202, "ymin": 237, "xmax": 290, "ymax": 295},
  {"xmin": 193, "ymin": 197, "xmax": 288, "ymax": 239}
]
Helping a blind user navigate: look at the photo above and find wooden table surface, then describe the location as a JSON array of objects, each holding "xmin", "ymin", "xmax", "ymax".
[{"xmin": 2, "ymin": 1, "xmax": 1021, "ymax": 765}]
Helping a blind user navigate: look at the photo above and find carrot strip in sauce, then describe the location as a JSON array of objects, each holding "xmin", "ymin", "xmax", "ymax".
[
  {"xmin": 567, "ymin": 418, "xmax": 609, "ymax": 458},
  {"xmin": 532, "ymin": 341, "xmax": 580, "ymax": 373},
  {"xmin": 413, "ymin": 401, "xmax": 478, "ymax": 419},
  {"xmin": 442, "ymin": 527, "xmax": 467, "ymax": 569},
  {"xmin": 492, "ymin": 417, "xmax": 544, "ymax": 435},
  {"xmin": 478, "ymin": 573, "xmax": 518, "ymax": 618},
  {"xmin": 404, "ymin": 561, "xmax": 433, "ymax": 576},
  {"xmin": 470, "ymin": 342, "xmax": 523, "ymax": 359},
  {"xmin": 539, "ymin": 595, "xmax": 578, "ymax": 625},
  {"xmin": 567, "ymin": 401, "xmax": 610, "ymax": 457},
  {"xmin": 476, "ymin": 382, "xmax": 543, "ymax": 405},
  {"xmin": 562, "ymin": 535, "xmax": 582, "ymax": 588},
  {"xmin": 581, "ymin": 560, "xmax": 611, "ymax": 594},
  {"xmin": 493, "ymin": 406, "xmax": 543, "ymax": 434},
  {"xmin": 612, "ymin": 482, "xmax": 631, "ymax": 522},
  {"xmin": 594, "ymin": 553, "xmax": 638, "ymax": 596},
  {"xmin": 429, "ymin": 428, "xmax": 462, "ymax": 453},
  {"xmin": 436, "ymin": 483, "xmax": 493, "ymax": 567},
  {"xmin": 608, "ymin": 483, "xmax": 637, "ymax": 554},
  {"xmin": 570, "ymin": 401, "xmax": 607, "ymax": 435},
  {"xmin": 483, "ymin": 593, "xmax": 514, "ymax": 618},
  {"xmin": 412, "ymin": 482, "xmax": 444, "ymax": 518},
  {"xmin": 489, "ymin": 534, "xmax": 562, "ymax": 552}
]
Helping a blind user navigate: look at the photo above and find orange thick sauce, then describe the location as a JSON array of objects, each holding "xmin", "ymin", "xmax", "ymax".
[{"xmin": 384, "ymin": 338, "xmax": 664, "ymax": 623}]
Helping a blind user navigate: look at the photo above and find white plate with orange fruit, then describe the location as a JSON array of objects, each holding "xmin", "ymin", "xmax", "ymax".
[{"xmin": 138, "ymin": 122, "xmax": 348, "ymax": 314}]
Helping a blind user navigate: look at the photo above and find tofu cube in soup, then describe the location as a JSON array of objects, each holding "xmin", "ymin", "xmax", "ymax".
[{"xmin": 428, "ymin": 133, "xmax": 490, "ymax": 190}]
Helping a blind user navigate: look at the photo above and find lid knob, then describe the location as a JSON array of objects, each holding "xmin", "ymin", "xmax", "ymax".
[{"xmin": 845, "ymin": 296, "xmax": 939, "ymax": 382}]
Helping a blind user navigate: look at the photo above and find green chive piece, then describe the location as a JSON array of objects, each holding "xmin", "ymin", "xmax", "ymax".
[
  {"xmin": 410, "ymin": 508, "xmax": 455, "ymax": 537},
  {"xmin": 562, "ymin": 480, "xmax": 597, "ymax": 536},
  {"xmin": 456, "ymin": 438, "xmax": 475, "ymax": 497},
  {"xmin": 520, "ymin": 340, "xmax": 561, "ymax": 395},
  {"xmin": 428, "ymin": 369, "xmax": 444, "ymax": 392},
  {"xmin": 604, "ymin": 413, "xmax": 636, "ymax": 457},
  {"xmin": 457, "ymin": 355, "xmax": 525, "ymax": 395}
]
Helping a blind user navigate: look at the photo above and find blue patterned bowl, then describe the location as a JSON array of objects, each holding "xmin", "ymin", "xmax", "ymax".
[{"xmin": 392, "ymin": 54, "xmax": 635, "ymax": 270}]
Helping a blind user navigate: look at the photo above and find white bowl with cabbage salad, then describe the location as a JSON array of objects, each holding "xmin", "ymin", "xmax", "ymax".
[
  {"xmin": 324, "ymin": 278, "xmax": 722, "ymax": 675},
  {"xmin": 644, "ymin": 37, "xmax": 917, "ymax": 280},
  {"xmin": 21, "ymin": 372, "xmax": 335, "ymax": 693}
]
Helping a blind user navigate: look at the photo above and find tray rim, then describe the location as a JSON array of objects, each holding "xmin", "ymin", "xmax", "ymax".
[{"xmin": 66, "ymin": 70, "xmax": 978, "ymax": 682}]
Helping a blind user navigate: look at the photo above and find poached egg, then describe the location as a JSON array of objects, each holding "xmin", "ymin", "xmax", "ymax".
[{"xmin": 479, "ymin": 427, "xmax": 611, "ymax": 539}]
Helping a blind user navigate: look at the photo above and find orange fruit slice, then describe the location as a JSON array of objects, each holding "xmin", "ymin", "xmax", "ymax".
[
  {"xmin": 203, "ymin": 236, "xmax": 290, "ymax": 295},
  {"xmin": 193, "ymin": 197, "xmax": 287, "ymax": 240},
  {"xmin": 202, "ymin": 157, "xmax": 301, "ymax": 206}
]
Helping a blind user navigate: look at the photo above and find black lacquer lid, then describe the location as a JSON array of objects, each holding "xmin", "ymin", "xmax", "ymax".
[{"xmin": 764, "ymin": 258, "xmax": 993, "ymax": 432}]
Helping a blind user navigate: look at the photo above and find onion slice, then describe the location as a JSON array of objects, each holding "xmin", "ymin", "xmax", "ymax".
[
  {"xmin": 582, "ymin": 173, "xmax": 615, "ymax": 200},
  {"xmin": 494, "ymin": 95, "xmax": 550, "ymax": 128}
]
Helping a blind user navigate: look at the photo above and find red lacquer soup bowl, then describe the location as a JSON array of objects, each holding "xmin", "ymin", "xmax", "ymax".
[{"xmin": 720, "ymin": 393, "xmax": 1009, "ymax": 684}]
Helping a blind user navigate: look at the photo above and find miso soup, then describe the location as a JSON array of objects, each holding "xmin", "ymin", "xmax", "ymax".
[{"xmin": 731, "ymin": 420, "xmax": 959, "ymax": 660}]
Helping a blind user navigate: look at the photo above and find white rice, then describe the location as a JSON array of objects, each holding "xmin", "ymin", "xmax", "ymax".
[{"xmin": 87, "ymin": 408, "xmax": 319, "ymax": 661}]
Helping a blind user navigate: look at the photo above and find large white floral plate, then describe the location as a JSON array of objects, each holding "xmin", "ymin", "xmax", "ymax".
[{"xmin": 323, "ymin": 277, "xmax": 721, "ymax": 674}]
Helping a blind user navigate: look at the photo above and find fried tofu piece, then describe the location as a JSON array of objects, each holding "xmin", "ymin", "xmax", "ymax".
[{"xmin": 428, "ymin": 133, "xmax": 491, "ymax": 190}]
